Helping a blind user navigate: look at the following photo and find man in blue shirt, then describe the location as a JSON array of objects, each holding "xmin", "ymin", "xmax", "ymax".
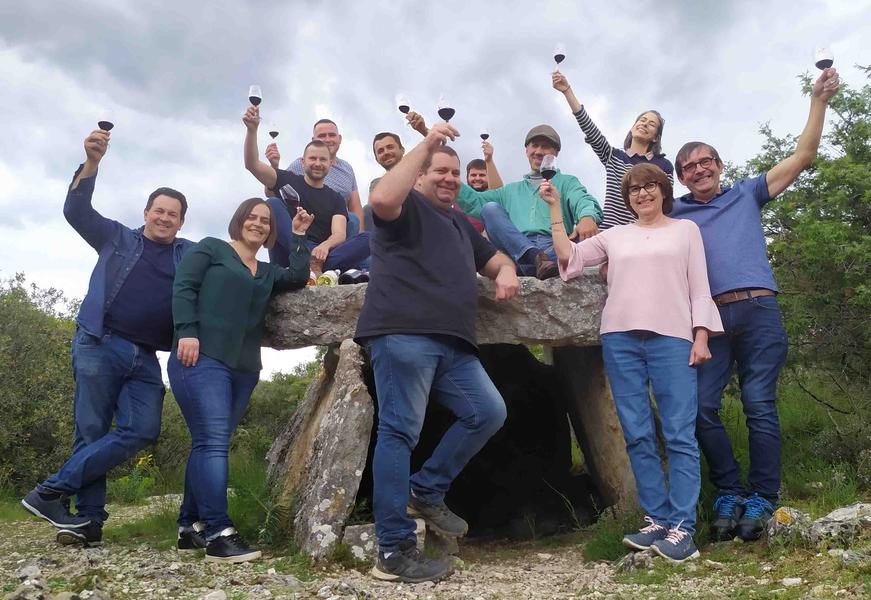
[
  {"xmin": 21, "ymin": 129, "xmax": 194, "ymax": 549},
  {"xmin": 671, "ymin": 67, "xmax": 840, "ymax": 542}
]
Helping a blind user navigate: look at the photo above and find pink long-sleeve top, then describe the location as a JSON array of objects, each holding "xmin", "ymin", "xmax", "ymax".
[{"xmin": 559, "ymin": 218, "xmax": 724, "ymax": 342}]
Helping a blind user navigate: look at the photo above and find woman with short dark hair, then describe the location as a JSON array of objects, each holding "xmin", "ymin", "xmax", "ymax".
[
  {"xmin": 541, "ymin": 163, "xmax": 722, "ymax": 563},
  {"xmin": 168, "ymin": 198, "xmax": 312, "ymax": 563}
]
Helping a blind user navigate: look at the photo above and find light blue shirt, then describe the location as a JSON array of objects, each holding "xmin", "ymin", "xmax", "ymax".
[{"xmin": 670, "ymin": 174, "xmax": 777, "ymax": 297}]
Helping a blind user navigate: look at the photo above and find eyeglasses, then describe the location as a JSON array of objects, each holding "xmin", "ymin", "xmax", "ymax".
[
  {"xmin": 680, "ymin": 156, "xmax": 716, "ymax": 175},
  {"xmin": 627, "ymin": 182, "xmax": 659, "ymax": 197}
]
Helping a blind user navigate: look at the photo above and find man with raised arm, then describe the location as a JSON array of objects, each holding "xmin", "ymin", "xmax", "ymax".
[
  {"xmin": 22, "ymin": 129, "xmax": 194, "ymax": 550},
  {"xmin": 280, "ymin": 118, "xmax": 364, "ymax": 234},
  {"xmin": 356, "ymin": 124, "xmax": 519, "ymax": 583},
  {"xmin": 243, "ymin": 105, "xmax": 370, "ymax": 273},
  {"xmin": 671, "ymin": 68, "xmax": 840, "ymax": 543},
  {"xmin": 456, "ymin": 125, "xmax": 602, "ymax": 279}
]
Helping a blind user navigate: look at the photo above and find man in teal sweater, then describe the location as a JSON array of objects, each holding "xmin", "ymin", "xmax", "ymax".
[{"xmin": 456, "ymin": 125, "xmax": 602, "ymax": 279}]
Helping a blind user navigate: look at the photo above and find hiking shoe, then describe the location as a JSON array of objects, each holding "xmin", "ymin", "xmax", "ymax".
[
  {"xmin": 407, "ymin": 491, "xmax": 468, "ymax": 538},
  {"xmin": 736, "ymin": 494, "xmax": 775, "ymax": 541},
  {"xmin": 205, "ymin": 528, "xmax": 261, "ymax": 563},
  {"xmin": 371, "ymin": 538, "xmax": 452, "ymax": 583},
  {"xmin": 711, "ymin": 493, "xmax": 744, "ymax": 541},
  {"xmin": 622, "ymin": 516, "xmax": 668, "ymax": 550},
  {"xmin": 177, "ymin": 521, "xmax": 207, "ymax": 552},
  {"xmin": 21, "ymin": 488, "xmax": 91, "ymax": 529},
  {"xmin": 534, "ymin": 252, "xmax": 559, "ymax": 280},
  {"xmin": 651, "ymin": 527, "xmax": 700, "ymax": 563},
  {"xmin": 57, "ymin": 522, "xmax": 103, "ymax": 547}
]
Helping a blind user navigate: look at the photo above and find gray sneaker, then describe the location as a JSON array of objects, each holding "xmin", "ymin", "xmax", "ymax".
[
  {"xmin": 371, "ymin": 539, "xmax": 452, "ymax": 583},
  {"xmin": 21, "ymin": 488, "xmax": 91, "ymax": 529},
  {"xmin": 57, "ymin": 522, "xmax": 103, "ymax": 547},
  {"xmin": 651, "ymin": 527, "xmax": 700, "ymax": 563},
  {"xmin": 177, "ymin": 521, "xmax": 207, "ymax": 552},
  {"xmin": 407, "ymin": 491, "xmax": 468, "ymax": 538},
  {"xmin": 622, "ymin": 516, "xmax": 668, "ymax": 550}
]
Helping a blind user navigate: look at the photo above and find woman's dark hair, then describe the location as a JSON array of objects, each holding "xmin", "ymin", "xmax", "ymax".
[
  {"xmin": 623, "ymin": 110, "xmax": 665, "ymax": 157},
  {"xmin": 228, "ymin": 198, "xmax": 277, "ymax": 249},
  {"xmin": 621, "ymin": 163, "xmax": 674, "ymax": 217}
]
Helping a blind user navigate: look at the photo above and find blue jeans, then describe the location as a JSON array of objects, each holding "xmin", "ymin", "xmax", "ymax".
[
  {"xmin": 41, "ymin": 329, "xmax": 164, "ymax": 524},
  {"xmin": 305, "ymin": 235, "xmax": 371, "ymax": 272},
  {"xmin": 479, "ymin": 202, "xmax": 555, "ymax": 276},
  {"xmin": 347, "ymin": 212, "xmax": 360, "ymax": 238},
  {"xmin": 696, "ymin": 295, "xmax": 788, "ymax": 504},
  {"xmin": 601, "ymin": 331, "xmax": 701, "ymax": 534},
  {"xmin": 367, "ymin": 334, "xmax": 507, "ymax": 551},
  {"xmin": 168, "ymin": 353, "xmax": 259, "ymax": 538}
]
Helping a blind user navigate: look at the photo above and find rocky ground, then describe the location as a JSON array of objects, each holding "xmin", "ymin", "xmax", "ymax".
[{"xmin": 3, "ymin": 498, "xmax": 871, "ymax": 600}]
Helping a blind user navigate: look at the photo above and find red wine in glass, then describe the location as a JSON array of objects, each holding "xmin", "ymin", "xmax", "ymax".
[
  {"xmin": 268, "ymin": 129, "xmax": 279, "ymax": 140},
  {"xmin": 540, "ymin": 155, "xmax": 557, "ymax": 180},
  {"xmin": 554, "ymin": 43, "xmax": 566, "ymax": 67},
  {"xmin": 814, "ymin": 47, "xmax": 834, "ymax": 70},
  {"xmin": 98, "ymin": 121, "xmax": 114, "ymax": 131},
  {"xmin": 480, "ymin": 129, "xmax": 490, "ymax": 141},
  {"xmin": 437, "ymin": 95, "xmax": 455, "ymax": 122},
  {"xmin": 396, "ymin": 93, "xmax": 410, "ymax": 114},
  {"xmin": 248, "ymin": 85, "xmax": 262, "ymax": 107}
]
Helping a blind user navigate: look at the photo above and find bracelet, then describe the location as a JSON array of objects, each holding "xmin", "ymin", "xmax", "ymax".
[{"xmin": 551, "ymin": 221, "xmax": 564, "ymax": 226}]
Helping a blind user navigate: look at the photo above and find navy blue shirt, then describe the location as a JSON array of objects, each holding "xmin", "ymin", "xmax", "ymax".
[
  {"xmin": 355, "ymin": 190, "xmax": 497, "ymax": 348},
  {"xmin": 104, "ymin": 236, "xmax": 176, "ymax": 350}
]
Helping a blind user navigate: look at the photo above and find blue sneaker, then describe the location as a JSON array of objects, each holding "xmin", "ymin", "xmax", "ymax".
[
  {"xmin": 622, "ymin": 516, "xmax": 668, "ymax": 550},
  {"xmin": 21, "ymin": 488, "xmax": 91, "ymax": 529},
  {"xmin": 711, "ymin": 493, "xmax": 744, "ymax": 541},
  {"xmin": 737, "ymin": 494, "xmax": 774, "ymax": 541},
  {"xmin": 651, "ymin": 526, "xmax": 700, "ymax": 563}
]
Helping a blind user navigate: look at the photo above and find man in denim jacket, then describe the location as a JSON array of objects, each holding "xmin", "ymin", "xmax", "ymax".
[{"xmin": 21, "ymin": 129, "xmax": 193, "ymax": 548}]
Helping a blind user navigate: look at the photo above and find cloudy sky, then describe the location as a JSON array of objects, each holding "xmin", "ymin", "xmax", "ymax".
[{"xmin": 0, "ymin": 0, "xmax": 866, "ymax": 377}]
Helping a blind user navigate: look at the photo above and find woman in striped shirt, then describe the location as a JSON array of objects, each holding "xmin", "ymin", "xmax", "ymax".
[{"xmin": 552, "ymin": 71, "xmax": 674, "ymax": 229}]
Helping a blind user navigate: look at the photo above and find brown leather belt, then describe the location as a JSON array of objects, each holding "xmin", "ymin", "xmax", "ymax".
[{"xmin": 713, "ymin": 288, "xmax": 776, "ymax": 306}]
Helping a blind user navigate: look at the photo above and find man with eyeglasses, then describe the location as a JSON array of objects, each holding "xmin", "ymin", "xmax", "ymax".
[{"xmin": 670, "ymin": 68, "xmax": 840, "ymax": 543}]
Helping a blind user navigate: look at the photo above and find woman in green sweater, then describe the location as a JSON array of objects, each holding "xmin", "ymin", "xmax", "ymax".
[{"xmin": 168, "ymin": 197, "xmax": 312, "ymax": 563}]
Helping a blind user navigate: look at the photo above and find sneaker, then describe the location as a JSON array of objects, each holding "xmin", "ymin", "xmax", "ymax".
[
  {"xmin": 205, "ymin": 528, "xmax": 261, "ymax": 563},
  {"xmin": 736, "ymin": 494, "xmax": 775, "ymax": 541},
  {"xmin": 622, "ymin": 516, "xmax": 668, "ymax": 550},
  {"xmin": 711, "ymin": 493, "xmax": 744, "ymax": 541},
  {"xmin": 651, "ymin": 526, "xmax": 700, "ymax": 563},
  {"xmin": 534, "ymin": 252, "xmax": 559, "ymax": 280},
  {"xmin": 21, "ymin": 488, "xmax": 91, "ymax": 529},
  {"xmin": 177, "ymin": 522, "xmax": 207, "ymax": 552},
  {"xmin": 371, "ymin": 538, "xmax": 452, "ymax": 583},
  {"xmin": 56, "ymin": 522, "xmax": 103, "ymax": 547},
  {"xmin": 407, "ymin": 491, "xmax": 468, "ymax": 538}
]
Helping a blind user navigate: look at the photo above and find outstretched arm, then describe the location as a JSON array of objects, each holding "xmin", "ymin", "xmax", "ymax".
[
  {"xmin": 64, "ymin": 130, "xmax": 117, "ymax": 251},
  {"xmin": 243, "ymin": 105, "xmax": 278, "ymax": 190},
  {"xmin": 369, "ymin": 123, "xmax": 458, "ymax": 221},
  {"xmin": 482, "ymin": 140, "xmax": 504, "ymax": 189},
  {"xmin": 766, "ymin": 68, "xmax": 839, "ymax": 198}
]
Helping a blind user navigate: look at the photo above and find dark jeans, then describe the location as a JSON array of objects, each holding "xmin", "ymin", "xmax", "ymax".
[
  {"xmin": 305, "ymin": 235, "xmax": 371, "ymax": 272},
  {"xmin": 602, "ymin": 332, "xmax": 701, "ymax": 534},
  {"xmin": 168, "ymin": 353, "xmax": 259, "ymax": 538},
  {"xmin": 41, "ymin": 329, "xmax": 164, "ymax": 524},
  {"xmin": 479, "ymin": 202, "xmax": 555, "ymax": 276},
  {"xmin": 367, "ymin": 334, "xmax": 506, "ymax": 552},
  {"xmin": 696, "ymin": 295, "xmax": 788, "ymax": 504}
]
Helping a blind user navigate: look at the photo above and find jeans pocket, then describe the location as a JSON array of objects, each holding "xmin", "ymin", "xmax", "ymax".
[
  {"xmin": 750, "ymin": 296, "xmax": 781, "ymax": 311},
  {"xmin": 75, "ymin": 329, "xmax": 102, "ymax": 347}
]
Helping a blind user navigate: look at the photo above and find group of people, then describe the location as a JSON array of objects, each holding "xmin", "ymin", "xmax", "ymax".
[{"xmin": 20, "ymin": 64, "xmax": 839, "ymax": 584}]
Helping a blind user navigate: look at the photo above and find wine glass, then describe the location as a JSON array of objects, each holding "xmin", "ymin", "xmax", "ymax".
[
  {"xmin": 97, "ymin": 119, "xmax": 114, "ymax": 132},
  {"xmin": 814, "ymin": 46, "xmax": 834, "ymax": 70},
  {"xmin": 553, "ymin": 43, "xmax": 566, "ymax": 70},
  {"xmin": 480, "ymin": 129, "xmax": 490, "ymax": 141},
  {"xmin": 248, "ymin": 85, "xmax": 262, "ymax": 107},
  {"xmin": 437, "ymin": 95, "xmax": 455, "ymax": 122},
  {"xmin": 540, "ymin": 154, "xmax": 557, "ymax": 180},
  {"xmin": 268, "ymin": 125, "xmax": 279, "ymax": 140},
  {"xmin": 396, "ymin": 93, "xmax": 410, "ymax": 114}
]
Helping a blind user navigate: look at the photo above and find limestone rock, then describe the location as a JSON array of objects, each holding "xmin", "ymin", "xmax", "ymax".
[
  {"xmin": 807, "ymin": 503, "xmax": 871, "ymax": 547},
  {"xmin": 614, "ymin": 549, "xmax": 656, "ymax": 572},
  {"xmin": 286, "ymin": 340, "xmax": 375, "ymax": 558},
  {"xmin": 767, "ymin": 506, "xmax": 811, "ymax": 541},
  {"xmin": 264, "ymin": 274, "xmax": 605, "ymax": 350},
  {"xmin": 341, "ymin": 523, "xmax": 377, "ymax": 562},
  {"xmin": 16, "ymin": 564, "xmax": 41, "ymax": 581}
]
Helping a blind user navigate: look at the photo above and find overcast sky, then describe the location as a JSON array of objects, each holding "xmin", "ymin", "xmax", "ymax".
[{"xmin": 0, "ymin": 0, "xmax": 867, "ymax": 378}]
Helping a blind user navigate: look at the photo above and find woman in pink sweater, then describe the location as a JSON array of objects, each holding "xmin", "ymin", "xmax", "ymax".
[{"xmin": 540, "ymin": 163, "xmax": 723, "ymax": 563}]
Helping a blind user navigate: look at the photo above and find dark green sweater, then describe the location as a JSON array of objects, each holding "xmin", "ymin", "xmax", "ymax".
[{"xmin": 172, "ymin": 235, "xmax": 309, "ymax": 372}]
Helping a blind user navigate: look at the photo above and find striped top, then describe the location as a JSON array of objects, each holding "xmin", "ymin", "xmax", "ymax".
[
  {"xmin": 573, "ymin": 107, "xmax": 674, "ymax": 229},
  {"xmin": 288, "ymin": 156, "xmax": 358, "ymax": 206}
]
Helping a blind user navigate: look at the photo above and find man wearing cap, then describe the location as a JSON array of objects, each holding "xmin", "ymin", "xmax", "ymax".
[{"xmin": 456, "ymin": 125, "xmax": 602, "ymax": 279}]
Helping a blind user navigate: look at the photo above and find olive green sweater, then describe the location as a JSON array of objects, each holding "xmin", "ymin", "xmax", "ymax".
[{"xmin": 172, "ymin": 235, "xmax": 309, "ymax": 372}]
